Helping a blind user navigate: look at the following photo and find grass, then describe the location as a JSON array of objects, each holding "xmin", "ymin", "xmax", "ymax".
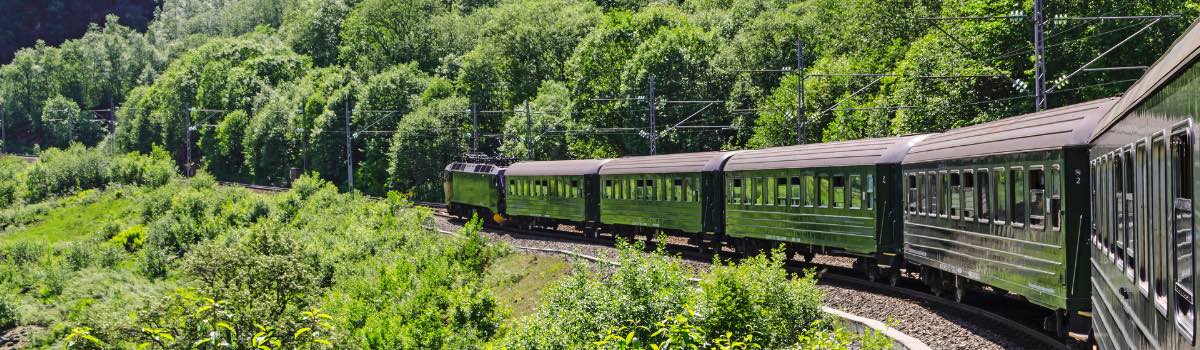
[
  {"xmin": 485, "ymin": 252, "xmax": 572, "ymax": 319},
  {"xmin": 0, "ymin": 193, "xmax": 131, "ymax": 244}
]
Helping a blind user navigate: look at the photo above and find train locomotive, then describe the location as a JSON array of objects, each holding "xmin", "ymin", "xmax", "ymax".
[{"xmin": 443, "ymin": 17, "xmax": 1200, "ymax": 350}]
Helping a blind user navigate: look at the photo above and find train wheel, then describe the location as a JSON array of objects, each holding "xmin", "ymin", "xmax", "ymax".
[
  {"xmin": 801, "ymin": 253, "xmax": 815, "ymax": 263},
  {"xmin": 887, "ymin": 269, "xmax": 900, "ymax": 287}
]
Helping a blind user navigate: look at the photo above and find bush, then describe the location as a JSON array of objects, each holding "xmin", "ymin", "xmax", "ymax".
[
  {"xmin": 63, "ymin": 242, "xmax": 94, "ymax": 271},
  {"xmin": 503, "ymin": 240, "xmax": 692, "ymax": 349},
  {"xmin": 695, "ymin": 250, "xmax": 826, "ymax": 348},
  {"xmin": 108, "ymin": 225, "xmax": 146, "ymax": 252},
  {"xmin": 0, "ymin": 293, "xmax": 15, "ymax": 329},
  {"xmin": 20, "ymin": 145, "xmax": 176, "ymax": 203},
  {"xmin": 137, "ymin": 246, "xmax": 171, "ymax": 279}
]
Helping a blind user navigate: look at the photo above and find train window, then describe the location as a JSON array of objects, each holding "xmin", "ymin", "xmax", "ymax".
[
  {"xmin": 1050, "ymin": 165, "xmax": 1061, "ymax": 231},
  {"xmin": 818, "ymin": 176, "xmax": 830, "ymax": 208},
  {"xmin": 776, "ymin": 178, "xmax": 788, "ymax": 206},
  {"xmin": 1154, "ymin": 136, "xmax": 1169, "ymax": 314},
  {"xmin": 765, "ymin": 177, "xmax": 775, "ymax": 205},
  {"xmin": 1171, "ymin": 129, "xmax": 1195, "ymax": 340},
  {"xmin": 977, "ymin": 170, "xmax": 991, "ymax": 223},
  {"xmin": 1114, "ymin": 155, "xmax": 1125, "ymax": 263},
  {"xmin": 939, "ymin": 172, "xmax": 949, "ymax": 217},
  {"xmin": 1011, "ymin": 168, "xmax": 1026, "ymax": 227},
  {"xmin": 865, "ymin": 175, "xmax": 874, "ymax": 210},
  {"xmin": 756, "ymin": 177, "xmax": 766, "ymax": 205},
  {"xmin": 1029, "ymin": 168, "xmax": 1045, "ymax": 229},
  {"xmin": 636, "ymin": 179, "xmax": 645, "ymax": 200},
  {"xmin": 804, "ymin": 175, "xmax": 816, "ymax": 207},
  {"xmin": 605, "ymin": 180, "xmax": 613, "ymax": 199},
  {"xmin": 790, "ymin": 177, "xmax": 802, "ymax": 207},
  {"xmin": 833, "ymin": 176, "xmax": 846, "ymax": 208},
  {"xmin": 963, "ymin": 171, "xmax": 975, "ymax": 220},
  {"xmin": 921, "ymin": 173, "xmax": 931, "ymax": 214},
  {"xmin": 926, "ymin": 173, "xmax": 935, "ymax": 216},
  {"xmin": 994, "ymin": 169, "xmax": 1008, "ymax": 225},
  {"xmin": 671, "ymin": 179, "xmax": 680, "ymax": 202},
  {"xmin": 732, "ymin": 178, "xmax": 742, "ymax": 204},
  {"xmin": 689, "ymin": 177, "xmax": 699, "ymax": 203},
  {"xmin": 1125, "ymin": 150, "xmax": 1137, "ymax": 280},
  {"xmin": 1135, "ymin": 144, "xmax": 1149, "ymax": 294},
  {"xmin": 850, "ymin": 175, "xmax": 863, "ymax": 209},
  {"xmin": 949, "ymin": 172, "xmax": 961, "ymax": 219},
  {"xmin": 930, "ymin": 173, "xmax": 941, "ymax": 216},
  {"xmin": 907, "ymin": 174, "xmax": 918, "ymax": 213}
]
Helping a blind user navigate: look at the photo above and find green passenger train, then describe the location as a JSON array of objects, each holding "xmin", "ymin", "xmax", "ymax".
[{"xmin": 442, "ymin": 15, "xmax": 1200, "ymax": 347}]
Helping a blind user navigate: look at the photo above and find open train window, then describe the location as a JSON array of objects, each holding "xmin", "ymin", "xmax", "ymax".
[
  {"xmin": 938, "ymin": 172, "xmax": 949, "ymax": 217},
  {"xmin": 950, "ymin": 172, "xmax": 962, "ymax": 219},
  {"xmin": 755, "ymin": 177, "xmax": 765, "ymax": 205},
  {"xmin": 790, "ymin": 177, "xmax": 802, "ymax": 207},
  {"xmin": 907, "ymin": 174, "xmax": 918, "ymax": 213},
  {"xmin": 1171, "ymin": 128, "xmax": 1195, "ymax": 341},
  {"xmin": 833, "ymin": 176, "xmax": 846, "ymax": 208},
  {"xmin": 671, "ymin": 179, "xmax": 681, "ymax": 202},
  {"xmin": 605, "ymin": 180, "xmax": 613, "ymax": 199},
  {"xmin": 977, "ymin": 170, "xmax": 991, "ymax": 223},
  {"xmin": 765, "ymin": 177, "xmax": 775, "ymax": 206},
  {"xmin": 1029, "ymin": 167, "xmax": 1045, "ymax": 230},
  {"xmin": 1114, "ymin": 155, "xmax": 1125, "ymax": 265},
  {"xmin": 776, "ymin": 178, "xmax": 788, "ymax": 206},
  {"xmin": 689, "ymin": 178, "xmax": 699, "ymax": 203},
  {"xmin": 963, "ymin": 171, "xmax": 975, "ymax": 220},
  {"xmin": 850, "ymin": 175, "xmax": 863, "ymax": 209}
]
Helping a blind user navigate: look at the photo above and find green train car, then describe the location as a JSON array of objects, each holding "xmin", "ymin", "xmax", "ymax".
[
  {"xmin": 598, "ymin": 151, "xmax": 737, "ymax": 248},
  {"xmin": 1088, "ymin": 19, "xmax": 1200, "ymax": 350},
  {"xmin": 722, "ymin": 135, "xmax": 926, "ymax": 282},
  {"xmin": 504, "ymin": 159, "xmax": 609, "ymax": 237},
  {"xmin": 902, "ymin": 98, "xmax": 1115, "ymax": 336},
  {"xmin": 444, "ymin": 162, "xmax": 505, "ymax": 221}
]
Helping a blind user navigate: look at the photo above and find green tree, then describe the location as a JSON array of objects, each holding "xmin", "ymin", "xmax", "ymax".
[{"xmin": 387, "ymin": 96, "xmax": 468, "ymax": 201}]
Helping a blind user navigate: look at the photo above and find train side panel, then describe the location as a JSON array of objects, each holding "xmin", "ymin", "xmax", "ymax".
[
  {"xmin": 506, "ymin": 175, "xmax": 589, "ymax": 222},
  {"xmin": 600, "ymin": 173, "xmax": 704, "ymax": 233}
]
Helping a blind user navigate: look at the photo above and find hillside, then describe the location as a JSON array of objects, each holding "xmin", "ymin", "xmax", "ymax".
[{"xmin": 0, "ymin": 0, "xmax": 1196, "ymax": 200}]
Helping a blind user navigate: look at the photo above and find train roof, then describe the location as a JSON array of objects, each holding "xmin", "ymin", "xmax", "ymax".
[
  {"xmin": 723, "ymin": 135, "xmax": 929, "ymax": 171},
  {"xmin": 505, "ymin": 159, "xmax": 611, "ymax": 176},
  {"xmin": 444, "ymin": 162, "xmax": 503, "ymax": 175},
  {"xmin": 903, "ymin": 97, "xmax": 1117, "ymax": 164},
  {"xmin": 1092, "ymin": 18, "xmax": 1200, "ymax": 141},
  {"xmin": 599, "ymin": 151, "xmax": 738, "ymax": 175}
]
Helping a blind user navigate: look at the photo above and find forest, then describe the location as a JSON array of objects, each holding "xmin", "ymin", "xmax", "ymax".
[{"xmin": 0, "ymin": 0, "xmax": 1197, "ymax": 200}]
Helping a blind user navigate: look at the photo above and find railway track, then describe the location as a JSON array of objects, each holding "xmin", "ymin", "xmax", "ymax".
[{"xmin": 215, "ymin": 180, "xmax": 1063, "ymax": 349}]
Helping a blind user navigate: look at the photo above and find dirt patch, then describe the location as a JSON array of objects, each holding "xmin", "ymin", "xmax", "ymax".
[{"xmin": 0, "ymin": 325, "xmax": 43, "ymax": 350}]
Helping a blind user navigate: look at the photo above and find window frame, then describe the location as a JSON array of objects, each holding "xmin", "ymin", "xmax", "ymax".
[
  {"xmin": 977, "ymin": 169, "xmax": 991, "ymax": 224},
  {"xmin": 1028, "ymin": 165, "xmax": 1047, "ymax": 231},
  {"xmin": 993, "ymin": 167, "xmax": 1008, "ymax": 226}
]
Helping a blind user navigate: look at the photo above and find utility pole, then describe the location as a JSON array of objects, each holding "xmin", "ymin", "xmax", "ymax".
[
  {"xmin": 300, "ymin": 108, "xmax": 309, "ymax": 171},
  {"xmin": 1032, "ymin": 0, "xmax": 1048, "ymax": 111},
  {"xmin": 471, "ymin": 102, "xmax": 479, "ymax": 153},
  {"xmin": 185, "ymin": 107, "xmax": 193, "ymax": 177},
  {"xmin": 648, "ymin": 75, "xmax": 656, "ymax": 155},
  {"xmin": 344, "ymin": 101, "xmax": 354, "ymax": 191},
  {"xmin": 796, "ymin": 39, "xmax": 806, "ymax": 144},
  {"xmin": 525, "ymin": 101, "xmax": 533, "ymax": 160}
]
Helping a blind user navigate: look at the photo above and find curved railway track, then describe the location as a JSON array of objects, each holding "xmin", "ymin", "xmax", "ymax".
[{"xmin": 211, "ymin": 181, "xmax": 1064, "ymax": 349}]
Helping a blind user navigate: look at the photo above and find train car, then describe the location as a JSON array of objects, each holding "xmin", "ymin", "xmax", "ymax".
[
  {"xmin": 721, "ymin": 135, "xmax": 927, "ymax": 283},
  {"xmin": 901, "ymin": 98, "xmax": 1116, "ymax": 336},
  {"xmin": 597, "ymin": 151, "xmax": 738, "ymax": 249},
  {"xmin": 443, "ymin": 162, "xmax": 505, "ymax": 221},
  {"xmin": 504, "ymin": 159, "xmax": 609, "ymax": 237},
  {"xmin": 1088, "ymin": 20, "xmax": 1200, "ymax": 350}
]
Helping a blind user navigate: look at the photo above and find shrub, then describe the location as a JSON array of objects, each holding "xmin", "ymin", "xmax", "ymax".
[
  {"xmin": 695, "ymin": 250, "xmax": 826, "ymax": 348},
  {"xmin": 2, "ymin": 240, "xmax": 48, "ymax": 265},
  {"xmin": 21, "ymin": 145, "xmax": 111, "ymax": 202},
  {"xmin": 503, "ymin": 240, "xmax": 692, "ymax": 349},
  {"xmin": 137, "ymin": 246, "xmax": 171, "ymax": 279},
  {"xmin": 108, "ymin": 225, "xmax": 146, "ymax": 252},
  {"xmin": 0, "ymin": 293, "xmax": 15, "ymax": 329},
  {"xmin": 63, "ymin": 242, "xmax": 94, "ymax": 270}
]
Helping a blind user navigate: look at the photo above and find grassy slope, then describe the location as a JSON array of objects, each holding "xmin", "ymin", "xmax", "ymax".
[
  {"xmin": 0, "ymin": 183, "xmax": 576, "ymax": 346},
  {"xmin": 485, "ymin": 253, "xmax": 571, "ymax": 319}
]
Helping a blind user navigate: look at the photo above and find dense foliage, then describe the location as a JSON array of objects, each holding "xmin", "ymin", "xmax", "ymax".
[{"xmin": 2, "ymin": 0, "xmax": 1197, "ymax": 200}]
